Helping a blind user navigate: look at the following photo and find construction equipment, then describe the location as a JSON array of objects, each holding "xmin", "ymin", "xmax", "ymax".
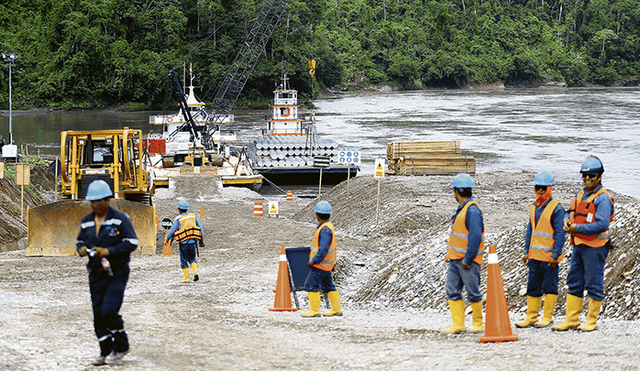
[{"xmin": 26, "ymin": 128, "xmax": 157, "ymax": 256}]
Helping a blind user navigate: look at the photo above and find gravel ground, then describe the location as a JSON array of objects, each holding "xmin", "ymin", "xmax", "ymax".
[{"xmin": 1, "ymin": 172, "xmax": 639, "ymax": 371}]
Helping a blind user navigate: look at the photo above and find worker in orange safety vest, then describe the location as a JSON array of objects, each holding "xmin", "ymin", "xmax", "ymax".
[
  {"xmin": 552, "ymin": 155, "xmax": 614, "ymax": 332},
  {"xmin": 301, "ymin": 200, "xmax": 342, "ymax": 318},
  {"xmin": 516, "ymin": 171, "xmax": 566, "ymax": 328},
  {"xmin": 166, "ymin": 199, "xmax": 204, "ymax": 283},
  {"xmin": 442, "ymin": 173, "xmax": 485, "ymax": 334}
]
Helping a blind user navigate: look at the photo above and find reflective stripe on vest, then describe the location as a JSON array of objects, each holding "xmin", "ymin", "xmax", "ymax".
[
  {"xmin": 528, "ymin": 199, "xmax": 563, "ymax": 262},
  {"xmin": 310, "ymin": 221, "xmax": 337, "ymax": 272},
  {"xmin": 446, "ymin": 201, "xmax": 485, "ymax": 265},
  {"xmin": 174, "ymin": 213, "xmax": 203, "ymax": 243},
  {"xmin": 572, "ymin": 188, "xmax": 612, "ymax": 248}
]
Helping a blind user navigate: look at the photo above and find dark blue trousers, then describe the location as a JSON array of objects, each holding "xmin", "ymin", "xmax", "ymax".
[
  {"xmin": 304, "ymin": 267, "xmax": 337, "ymax": 292},
  {"xmin": 89, "ymin": 265, "xmax": 130, "ymax": 357},
  {"xmin": 566, "ymin": 244, "xmax": 609, "ymax": 301},
  {"xmin": 526, "ymin": 259, "xmax": 559, "ymax": 296}
]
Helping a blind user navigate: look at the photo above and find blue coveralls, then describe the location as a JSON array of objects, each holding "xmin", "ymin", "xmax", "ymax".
[
  {"xmin": 76, "ymin": 207, "xmax": 138, "ymax": 357},
  {"xmin": 523, "ymin": 199, "xmax": 566, "ymax": 296},
  {"xmin": 564, "ymin": 185, "xmax": 613, "ymax": 301},
  {"xmin": 304, "ymin": 220, "xmax": 337, "ymax": 293},
  {"xmin": 166, "ymin": 212, "xmax": 204, "ymax": 269},
  {"xmin": 445, "ymin": 199, "xmax": 484, "ymax": 303}
]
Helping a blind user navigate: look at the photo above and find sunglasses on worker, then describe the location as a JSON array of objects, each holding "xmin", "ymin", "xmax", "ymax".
[
  {"xmin": 582, "ymin": 173, "xmax": 599, "ymax": 179},
  {"xmin": 534, "ymin": 185, "xmax": 547, "ymax": 192}
]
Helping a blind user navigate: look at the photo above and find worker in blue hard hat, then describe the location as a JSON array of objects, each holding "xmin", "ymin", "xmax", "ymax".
[
  {"xmin": 553, "ymin": 155, "xmax": 614, "ymax": 332},
  {"xmin": 442, "ymin": 173, "xmax": 485, "ymax": 334},
  {"xmin": 301, "ymin": 200, "xmax": 343, "ymax": 318},
  {"xmin": 76, "ymin": 180, "xmax": 138, "ymax": 366},
  {"xmin": 165, "ymin": 199, "xmax": 205, "ymax": 283},
  {"xmin": 516, "ymin": 171, "xmax": 566, "ymax": 328}
]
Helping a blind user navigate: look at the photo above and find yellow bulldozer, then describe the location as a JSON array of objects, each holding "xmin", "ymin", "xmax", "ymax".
[{"xmin": 26, "ymin": 128, "xmax": 158, "ymax": 256}]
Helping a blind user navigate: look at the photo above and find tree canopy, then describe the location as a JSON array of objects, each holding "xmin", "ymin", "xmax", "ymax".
[{"xmin": 0, "ymin": 0, "xmax": 638, "ymax": 109}]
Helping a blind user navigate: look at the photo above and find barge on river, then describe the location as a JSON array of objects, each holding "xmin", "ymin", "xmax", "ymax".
[{"xmin": 247, "ymin": 76, "xmax": 358, "ymax": 185}]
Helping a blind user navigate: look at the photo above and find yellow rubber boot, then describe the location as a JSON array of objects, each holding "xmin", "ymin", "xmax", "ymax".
[
  {"xmin": 469, "ymin": 301, "xmax": 483, "ymax": 333},
  {"xmin": 323, "ymin": 291, "xmax": 343, "ymax": 317},
  {"xmin": 180, "ymin": 268, "xmax": 190, "ymax": 283},
  {"xmin": 578, "ymin": 298, "xmax": 602, "ymax": 332},
  {"xmin": 534, "ymin": 294, "xmax": 558, "ymax": 328},
  {"xmin": 552, "ymin": 294, "xmax": 583, "ymax": 331},
  {"xmin": 516, "ymin": 296, "xmax": 542, "ymax": 328},
  {"xmin": 441, "ymin": 299, "xmax": 466, "ymax": 334},
  {"xmin": 301, "ymin": 292, "xmax": 321, "ymax": 318},
  {"xmin": 191, "ymin": 262, "xmax": 199, "ymax": 282}
]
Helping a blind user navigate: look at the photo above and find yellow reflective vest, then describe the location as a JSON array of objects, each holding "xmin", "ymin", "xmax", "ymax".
[
  {"xmin": 174, "ymin": 213, "xmax": 203, "ymax": 243},
  {"xmin": 528, "ymin": 199, "xmax": 563, "ymax": 262},
  {"xmin": 310, "ymin": 221, "xmax": 337, "ymax": 271},
  {"xmin": 446, "ymin": 201, "xmax": 485, "ymax": 265}
]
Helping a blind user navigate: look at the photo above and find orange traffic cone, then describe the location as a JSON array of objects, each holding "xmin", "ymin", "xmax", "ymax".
[
  {"xmin": 162, "ymin": 230, "xmax": 173, "ymax": 257},
  {"xmin": 199, "ymin": 204, "xmax": 205, "ymax": 218},
  {"xmin": 253, "ymin": 200, "xmax": 263, "ymax": 218},
  {"xmin": 286, "ymin": 190, "xmax": 293, "ymax": 201},
  {"xmin": 269, "ymin": 245, "xmax": 298, "ymax": 312},
  {"xmin": 479, "ymin": 244, "xmax": 518, "ymax": 343}
]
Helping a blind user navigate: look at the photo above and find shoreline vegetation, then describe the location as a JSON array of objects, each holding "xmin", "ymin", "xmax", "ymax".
[{"xmin": 1, "ymin": 0, "xmax": 640, "ymax": 111}]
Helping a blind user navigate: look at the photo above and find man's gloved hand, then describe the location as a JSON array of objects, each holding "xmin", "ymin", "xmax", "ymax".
[
  {"xmin": 306, "ymin": 262, "xmax": 313, "ymax": 268},
  {"xmin": 522, "ymin": 255, "xmax": 528, "ymax": 265},
  {"xmin": 548, "ymin": 256, "xmax": 558, "ymax": 268},
  {"xmin": 199, "ymin": 240, "xmax": 205, "ymax": 248}
]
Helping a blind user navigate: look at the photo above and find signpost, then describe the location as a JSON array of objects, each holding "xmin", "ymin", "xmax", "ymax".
[
  {"xmin": 374, "ymin": 158, "xmax": 385, "ymax": 227},
  {"xmin": 15, "ymin": 163, "xmax": 30, "ymax": 221},
  {"xmin": 314, "ymin": 155, "xmax": 330, "ymax": 198},
  {"xmin": 338, "ymin": 148, "xmax": 360, "ymax": 196},
  {"xmin": 268, "ymin": 201, "xmax": 279, "ymax": 218}
]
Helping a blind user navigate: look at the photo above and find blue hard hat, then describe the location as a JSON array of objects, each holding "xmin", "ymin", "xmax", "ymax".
[
  {"xmin": 314, "ymin": 200, "xmax": 332, "ymax": 214},
  {"xmin": 450, "ymin": 173, "xmax": 475, "ymax": 189},
  {"xmin": 580, "ymin": 155, "xmax": 604, "ymax": 175},
  {"xmin": 85, "ymin": 180, "xmax": 113, "ymax": 201},
  {"xmin": 177, "ymin": 199, "xmax": 190, "ymax": 210},
  {"xmin": 533, "ymin": 171, "xmax": 555, "ymax": 186}
]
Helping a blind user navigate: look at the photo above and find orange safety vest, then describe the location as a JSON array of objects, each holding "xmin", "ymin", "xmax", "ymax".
[
  {"xmin": 310, "ymin": 221, "xmax": 337, "ymax": 272},
  {"xmin": 570, "ymin": 188, "xmax": 614, "ymax": 248},
  {"xmin": 528, "ymin": 199, "xmax": 563, "ymax": 263},
  {"xmin": 174, "ymin": 213, "xmax": 203, "ymax": 243},
  {"xmin": 447, "ymin": 201, "xmax": 485, "ymax": 265}
]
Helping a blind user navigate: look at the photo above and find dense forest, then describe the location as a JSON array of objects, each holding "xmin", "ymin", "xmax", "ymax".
[{"xmin": 0, "ymin": 0, "xmax": 638, "ymax": 110}]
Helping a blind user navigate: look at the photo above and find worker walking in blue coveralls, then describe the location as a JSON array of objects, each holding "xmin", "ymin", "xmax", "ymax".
[
  {"xmin": 77, "ymin": 180, "xmax": 137, "ymax": 366},
  {"xmin": 516, "ymin": 171, "xmax": 566, "ymax": 328},
  {"xmin": 442, "ymin": 173, "xmax": 485, "ymax": 334},
  {"xmin": 165, "ymin": 199, "xmax": 204, "ymax": 283},
  {"xmin": 301, "ymin": 200, "xmax": 343, "ymax": 318}
]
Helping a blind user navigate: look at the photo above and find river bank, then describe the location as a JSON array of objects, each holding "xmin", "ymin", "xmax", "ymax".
[{"xmin": 1, "ymin": 170, "xmax": 640, "ymax": 370}]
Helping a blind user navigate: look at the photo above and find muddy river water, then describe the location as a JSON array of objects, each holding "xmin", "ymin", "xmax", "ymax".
[{"xmin": 2, "ymin": 86, "xmax": 639, "ymax": 196}]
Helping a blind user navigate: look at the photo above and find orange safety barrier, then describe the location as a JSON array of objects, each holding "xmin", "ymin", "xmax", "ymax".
[
  {"xmin": 269, "ymin": 245, "xmax": 298, "ymax": 312},
  {"xmin": 286, "ymin": 190, "xmax": 293, "ymax": 201},
  {"xmin": 479, "ymin": 244, "xmax": 519, "ymax": 343},
  {"xmin": 162, "ymin": 230, "xmax": 173, "ymax": 257},
  {"xmin": 253, "ymin": 200, "xmax": 264, "ymax": 218},
  {"xmin": 199, "ymin": 204, "xmax": 205, "ymax": 218}
]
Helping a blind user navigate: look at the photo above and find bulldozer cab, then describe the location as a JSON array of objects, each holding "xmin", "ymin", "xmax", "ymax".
[
  {"xmin": 184, "ymin": 145, "xmax": 209, "ymax": 167},
  {"xmin": 26, "ymin": 128, "xmax": 158, "ymax": 256},
  {"xmin": 60, "ymin": 128, "xmax": 152, "ymax": 203}
]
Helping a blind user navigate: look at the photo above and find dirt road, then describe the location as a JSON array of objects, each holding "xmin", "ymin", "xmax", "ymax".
[{"xmin": 1, "ymin": 173, "xmax": 639, "ymax": 370}]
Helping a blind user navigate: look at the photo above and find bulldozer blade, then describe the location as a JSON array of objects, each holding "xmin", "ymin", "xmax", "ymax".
[{"xmin": 26, "ymin": 199, "xmax": 157, "ymax": 256}]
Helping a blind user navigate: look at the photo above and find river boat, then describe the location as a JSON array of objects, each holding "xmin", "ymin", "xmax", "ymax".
[{"xmin": 247, "ymin": 75, "xmax": 358, "ymax": 185}]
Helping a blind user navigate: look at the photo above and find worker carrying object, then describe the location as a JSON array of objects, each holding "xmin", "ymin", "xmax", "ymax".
[
  {"xmin": 165, "ymin": 199, "xmax": 205, "ymax": 283},
  {"xmin": 516, "ymin": 171, "xmax": 566, "ymax": 328},
  {"xmin": 441, "ymin": 173, "xmax": 485, "ymax": 334},
  {"xmin": 553, "ymin": 155, "xmax": 614, "ymax": 332},
  {"xmin": 76, "ymin": 180, "xmax": 137, "ymax": 366},
  {"xmin": 301, "ymin": 200, "xmax": 343, "ymax": 318}
]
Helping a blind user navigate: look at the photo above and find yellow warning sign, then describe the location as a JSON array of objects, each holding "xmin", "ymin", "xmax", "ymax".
[
  {"xmin": 268, "ymin": 201, "xmax": 279, "ymax": 216},
  {"xmin": 374, "ymin": 158, "xmax": 385, "ymax": 178},
  {"xmin": 194, "ymin": 166, "xmax": 201, "ymax": 174}
]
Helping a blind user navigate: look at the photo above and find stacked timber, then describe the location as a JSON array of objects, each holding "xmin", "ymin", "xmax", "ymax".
[{"xmin": 386, "ymin": 140, "xmax": 475, "ymax": 175}]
